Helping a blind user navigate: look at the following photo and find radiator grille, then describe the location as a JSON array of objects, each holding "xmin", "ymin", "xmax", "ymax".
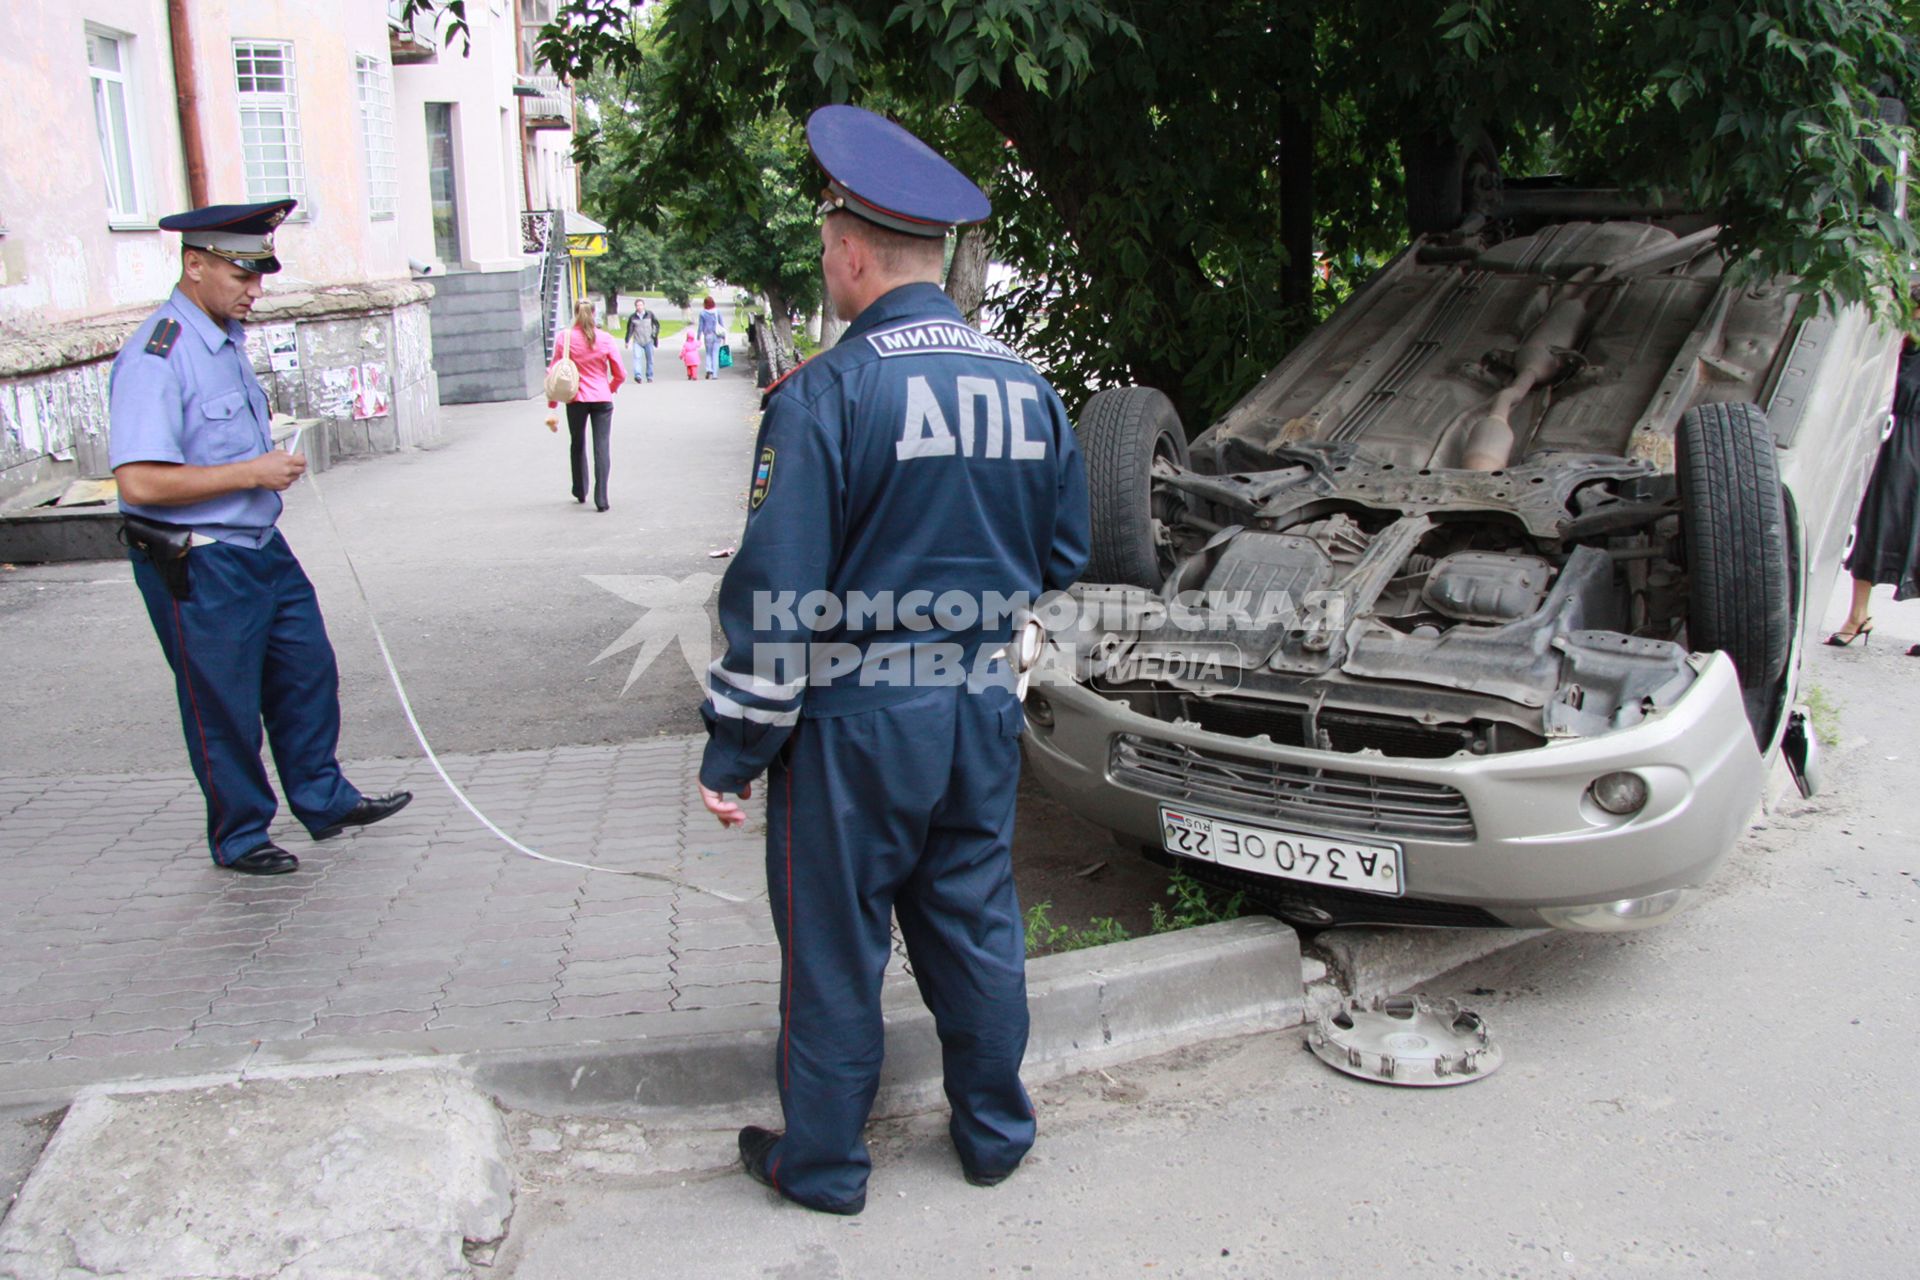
[{"xmin": 1111, "ymin": 733, "xmax": 1476, "ymax": 841}]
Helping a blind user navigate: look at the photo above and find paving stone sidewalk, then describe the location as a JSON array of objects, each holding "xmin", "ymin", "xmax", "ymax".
[{"xmin": 0, "ymin": 737, "xmax": 870, "ymax": 1070}]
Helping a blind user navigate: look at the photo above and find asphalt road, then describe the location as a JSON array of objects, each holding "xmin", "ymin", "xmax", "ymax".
[{"xmin": 493, "ymin": 583, "xmax": 1920, "ymax": 1278}]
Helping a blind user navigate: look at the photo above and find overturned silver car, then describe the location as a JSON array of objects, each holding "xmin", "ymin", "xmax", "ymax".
[{"xmin": 1026, "ymin": 192, "xmax": 1900, "ymax": 930}]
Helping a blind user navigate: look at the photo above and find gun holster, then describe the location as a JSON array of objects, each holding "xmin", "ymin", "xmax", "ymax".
[{"xmin": 120, "ymin": 514, "xmax": 193, "ymax": 601}]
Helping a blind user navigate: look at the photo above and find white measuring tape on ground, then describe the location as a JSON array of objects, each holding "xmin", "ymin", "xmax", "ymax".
[{"xmin": 293, "ymin": 444, "xmax": 749, "ymax": 903}]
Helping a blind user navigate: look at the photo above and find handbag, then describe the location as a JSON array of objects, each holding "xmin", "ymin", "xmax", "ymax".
[
  {"xmin": 718, "ymin": 343, "xmax": 733, "ymax": 369},
  {"xmin": 544, "ymin": 341, "xmax": 580, "ymax": 403}
]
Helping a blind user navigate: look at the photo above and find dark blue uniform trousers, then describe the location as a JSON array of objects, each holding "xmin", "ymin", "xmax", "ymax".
[
  {"xmin": 760, "ymin": 682, "xmax": 1036, "ymax": 1209},
  {"xmin": 130, "ymin": 532, "xmax": 360, "ymax": 866}
]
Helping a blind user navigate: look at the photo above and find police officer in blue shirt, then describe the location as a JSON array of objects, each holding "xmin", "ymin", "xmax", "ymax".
[
  {"xmin": 696, "ymin": 106, "xmax": 1091, "ymax": 1215},
  {"xmin": 110, "ymin": 199, "xmax": 410, "ymax": 876}
]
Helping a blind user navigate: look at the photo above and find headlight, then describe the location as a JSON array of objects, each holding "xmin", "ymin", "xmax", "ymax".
[{"xmin": 1588, "ymin": 771, "xmax": 1650, "ymax": 815}]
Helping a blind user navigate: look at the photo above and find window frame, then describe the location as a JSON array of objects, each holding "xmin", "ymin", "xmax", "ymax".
[
  {"xmin": 353, "ymin": 54, "xmax": 399, "ymax": 222},
  {"xmin": 87, "ymin": 25, "xmax": 148, "ymax": 227},
  {"xmin": 232, "ymin": 39, "xmax": 307, "ymax": 209}
]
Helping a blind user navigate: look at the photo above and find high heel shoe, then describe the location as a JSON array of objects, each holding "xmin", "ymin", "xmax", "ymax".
[{"xmin": 1825, "ymin": 619, "xmax": 1874, "ymax": 646}]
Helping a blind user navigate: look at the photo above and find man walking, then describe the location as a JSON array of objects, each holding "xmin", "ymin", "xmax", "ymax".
[
  {"xmin": 625, "ymin": 298, "xmax": 658, "ymax": 381},
  {"xmin": 695, "ymin": 106, "xmax": 1090, "ymax": 1215},
  {"xmin": 110, "ymin": 199, "xmax": 410, "ymax": 875}
]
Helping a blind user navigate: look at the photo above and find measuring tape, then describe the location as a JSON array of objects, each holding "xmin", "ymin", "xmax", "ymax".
[{"xmin": 292, "ymin": 438, "xmax": 751, "ymax": 904}]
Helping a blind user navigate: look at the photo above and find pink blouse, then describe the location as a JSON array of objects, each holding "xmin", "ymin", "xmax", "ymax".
[{"xmin": 548, "ymin": 327, "xmax": 628, "ymax": 407}]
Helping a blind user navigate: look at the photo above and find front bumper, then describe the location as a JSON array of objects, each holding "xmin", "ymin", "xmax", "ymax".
[{"xmin": 1021, "ymin": 650, "xmax": 1763, "ymax": 929}]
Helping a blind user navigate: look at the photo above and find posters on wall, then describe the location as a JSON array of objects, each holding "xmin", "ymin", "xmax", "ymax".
[
  {"xmin": 265, "ymin": 324, "xmax": 300, "ymax": 373},
  {"xmin": 351, "ymin": 362, "xmax": 389, "ymax": 420},
  {"xmin": 318, "ymin": 367, "xmax": 356, "ymax": 420}
]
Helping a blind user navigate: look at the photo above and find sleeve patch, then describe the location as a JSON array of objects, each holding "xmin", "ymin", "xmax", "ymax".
[
  {"xmin": 750, "ymin": 447, "xmax": 776, "ymax": 509},
  {"xmin": 144, "ymin": 318, "xmax": 182, "ymax": 358}
]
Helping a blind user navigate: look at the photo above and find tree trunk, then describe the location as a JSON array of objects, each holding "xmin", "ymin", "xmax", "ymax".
[
  {"xmin": 1279, "ymin": 99, "xmax": 1316, "ymax": 313},
  {"xmin": 762, "ymin": 284, "xmax": 797, "ymax": 369},
  {"xmin": 945, "ymin": 222, "xmax": 992, "ymax": 325}
]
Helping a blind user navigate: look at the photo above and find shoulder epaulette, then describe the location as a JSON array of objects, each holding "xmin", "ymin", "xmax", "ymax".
[
  {"xmin": 759, "ymin": 358, "xmax": 807, "ymax": 409},
  {"xmin": 144, "ymin": 317, "xmax": 182, "ymax": 358}
]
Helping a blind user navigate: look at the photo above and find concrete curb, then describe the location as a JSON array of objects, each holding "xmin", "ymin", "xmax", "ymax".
[
  {"xmin": 0, "ymin": 918, "xmax": 1305, "ymax": 1121},
  {"xmin": 467, "ymin": 916, "xmax": 1305, "ymax": 1118},
  {"xmin": 0, "ymin": 917, "xmax": 1547, "ymax": 1125}
]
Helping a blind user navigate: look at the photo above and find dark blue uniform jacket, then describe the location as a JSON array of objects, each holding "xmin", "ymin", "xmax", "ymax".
[{"xmin": 700, "ymin": 283, "xmax": 1090, "ymax": 792}]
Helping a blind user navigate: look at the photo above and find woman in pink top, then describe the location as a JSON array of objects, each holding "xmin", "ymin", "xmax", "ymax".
[{"xmin": 546, "ymin": 301, "xmax": 628, "ymax": 511}]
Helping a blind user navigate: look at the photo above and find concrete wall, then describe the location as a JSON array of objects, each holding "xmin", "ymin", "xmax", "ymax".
[
  {"xmin": 0, "ymin": 362, "xmax": 116, "ymax": 504},
  {"xmin": 244, "ymin": 283, "xmax": 442, "ymax": 458},
  {"xmin": 428, "ymin": 265, "xmax": 545, "ymax": 404},
  {"xmin": 0, "ymin": 282, "xmax": 438, "ymax": 507}
]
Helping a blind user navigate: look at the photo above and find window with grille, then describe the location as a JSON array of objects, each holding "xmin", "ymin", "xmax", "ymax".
[
  {"xmin": 88, "ymin": 28, "xmax": 144, "ymax": 222},
  {"xmin": 233, "ymin": 41, "xmax": 305, "ymax": 203},
  {"xmin": 354, "ymin": 56, "xmax": 398, "ymax": 220}
]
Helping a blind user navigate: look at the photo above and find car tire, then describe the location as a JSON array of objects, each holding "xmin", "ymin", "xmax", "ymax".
[
  {"xmin": 1078, "ymin": 386, "xmax": 1189, "ymax": 588},
  {"xmin": 1676, "ymin": 401, "xmax": 1791, "ymax": 732}
]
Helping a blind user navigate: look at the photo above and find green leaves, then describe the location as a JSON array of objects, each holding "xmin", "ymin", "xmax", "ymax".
[{"xmin": 414, "ymin": 0, "xmax": 1920, "ymax": 428}]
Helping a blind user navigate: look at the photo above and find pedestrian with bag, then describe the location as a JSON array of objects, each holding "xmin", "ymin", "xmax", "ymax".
[
  {"xmin": 108, "ymin": 198, "xmax": 411, "ymax": 876},
  {"xmin": 697, "ymin": 105, "xmax": 1091, "ymax": 1215},
  {"xmin": 545, "ymin": 300, "xmax": 627, "ymax": 512},
  {"xmin": 698, "ymin": 295, "xmax": 725, "ymax": 378},
  {"xmin": 625, "ymin": 298, "xmax": 659, "ymax": 382}
]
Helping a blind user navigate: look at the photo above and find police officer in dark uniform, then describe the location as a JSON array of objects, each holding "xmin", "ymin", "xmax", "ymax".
[
  {"xmin": 110, "ymin": 200, "xmax": 410, "ymax": 876},
  {"xmin": 696, "ymin": 106, "xmax": 1091, "ymax": 1215}
]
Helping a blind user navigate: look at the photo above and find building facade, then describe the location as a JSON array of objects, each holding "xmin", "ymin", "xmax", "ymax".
[
  {"xmin": 396, "ymin": 0, "xmax": 578, "ymax": 404},
  {"xmin": 0, "ymin": 0, "xmax": 577, "ymax": 509}
]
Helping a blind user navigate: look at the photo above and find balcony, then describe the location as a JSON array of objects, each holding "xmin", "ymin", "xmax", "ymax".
[
  {"xmin": 387, "ymin": 0, "xmax": 438, "ymax": 63},
  {"xmin": 515, "ymin": 74, "xmax": 572, "ymax": 131}
]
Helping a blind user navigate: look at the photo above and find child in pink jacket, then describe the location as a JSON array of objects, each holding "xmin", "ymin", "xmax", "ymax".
[{"xmin": 679, "ymin": 325, "xmax": 701, "ymax": 380}]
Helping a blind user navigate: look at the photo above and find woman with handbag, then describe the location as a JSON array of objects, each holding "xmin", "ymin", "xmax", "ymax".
[{"xmin": 545, "ymin": 301, "xmax": 628, "ymax": 512}]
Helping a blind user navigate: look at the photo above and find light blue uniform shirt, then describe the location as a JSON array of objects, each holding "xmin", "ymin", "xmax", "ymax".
[{"xmin": 109, "ymin": 287, "xmax": 280, "ymax": 547}]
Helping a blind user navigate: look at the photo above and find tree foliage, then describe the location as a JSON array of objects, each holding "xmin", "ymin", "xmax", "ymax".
[
  {"xmin": 572, "ymin": 32, "xmax": 824, "ymax": 359},
  {"xmin": 414, "ymin": 0, "xmax": 1920, "ymax": 429}
]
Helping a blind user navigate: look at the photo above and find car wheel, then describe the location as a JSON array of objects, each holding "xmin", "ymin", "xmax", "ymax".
[
  {"xmin": 1677, "ymin": 401, "xmax": 1791, "ymax": 735},
  {"xmin": 1078, "ymin": 386, "xmax": 1190, "ymax": 588}
]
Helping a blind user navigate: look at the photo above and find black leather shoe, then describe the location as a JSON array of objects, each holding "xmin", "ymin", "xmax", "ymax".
[
  {"xmin": 737, "ymin": 1126, "xmax": 865, "ymax": 1216},
  {"xmin": 312, "ymin": 791, "xmax": 412, "ymax": 841},
  {"xmin": 225, "ymin": 844, "xmax": 299, "ymax": 875}
]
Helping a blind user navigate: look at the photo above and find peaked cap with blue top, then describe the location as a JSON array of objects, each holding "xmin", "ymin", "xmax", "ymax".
[
  {"xmin": 806, "ymin": 105, "xmax": 989, "ymax": 237},
  {"xmin": 158, "ymin": 198, "xmax": 297, "ymax": 274}
]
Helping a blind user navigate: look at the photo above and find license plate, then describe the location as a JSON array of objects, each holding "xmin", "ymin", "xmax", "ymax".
[{"xmin": 1158, "ymin": 806, "xmax": 1404, "ymax": 897}]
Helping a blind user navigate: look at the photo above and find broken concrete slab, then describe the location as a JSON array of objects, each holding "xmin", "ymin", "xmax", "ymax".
[
  {"xmin": 1309, "ymin": 926, "xmax": 1548, "ymax": 1001},
  {"xmin": 0, "ymin": 1068, "xmax": 512, "ymax": 1280}
]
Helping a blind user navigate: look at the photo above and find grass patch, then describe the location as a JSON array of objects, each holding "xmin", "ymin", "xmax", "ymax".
[
  {"xmin": 1023, "ymin": 870, "xmax": 1249, "ymax": 958},
  {"xmin": 1023, "ymin": 900, "xmax": 1131, "ymax": 955},
  {"xmin": 1149, "ymin": 870, "xmax": 1248, "ymax": 933},
  {"xmin": 1803, "ymin": 683, "xmax": 1842, "ymax": 743}
]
